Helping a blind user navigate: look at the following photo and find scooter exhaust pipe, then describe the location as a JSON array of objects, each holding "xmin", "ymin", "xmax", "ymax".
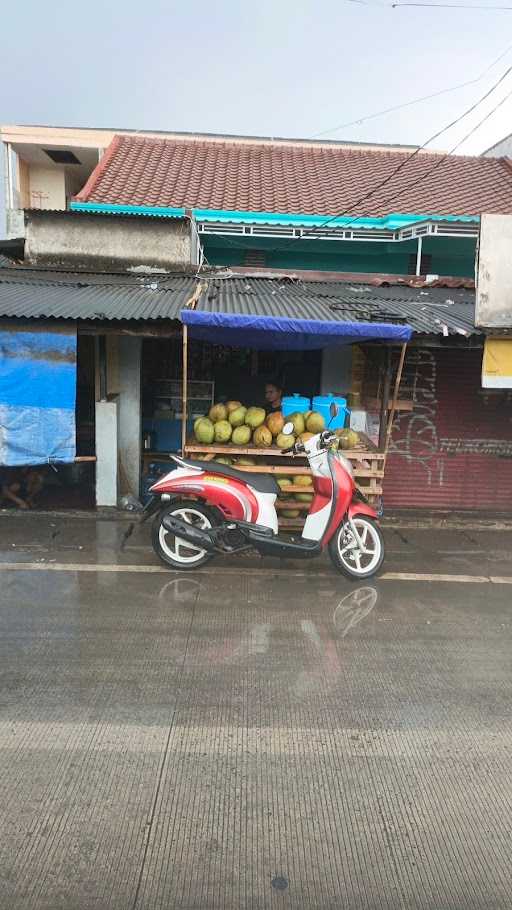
[{"xmin": 161, "ymin": 514, "xmax": 217, "ymax": 552}]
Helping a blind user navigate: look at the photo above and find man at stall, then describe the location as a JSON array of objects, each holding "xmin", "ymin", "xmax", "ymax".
[{"xmin": 264, "ymin": 380, "xmax": 283, "ymax": 414}]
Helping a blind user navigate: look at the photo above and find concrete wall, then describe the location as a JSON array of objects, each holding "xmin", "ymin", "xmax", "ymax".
[
  {"xmin": 483, "ymin": 136, "xmax": 512, "ymax": 158},
  {"xmin": 118, "ymin": 337, "xmax": 142, "ymax": 498},
  {"xmin": 25, "ymin": 209, "xmax": 196, "ymax": 271},
  {"xmin": 476, "ymin": 213, "xmax": 512, "ymax": 328},
  {"xmin": 28, "ymin": 165, "xmax": 66, "ymax": 210}
]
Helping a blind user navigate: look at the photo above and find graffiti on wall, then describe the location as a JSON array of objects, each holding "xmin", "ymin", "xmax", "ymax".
[{"xmin": 389, "ymin": 349, "xmax": 444, "ymax": 486}]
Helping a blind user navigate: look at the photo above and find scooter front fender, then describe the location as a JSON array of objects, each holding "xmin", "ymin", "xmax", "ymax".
[{"xmin": 347, "ymin": 500, "xmax": 379, "ymax": 521}]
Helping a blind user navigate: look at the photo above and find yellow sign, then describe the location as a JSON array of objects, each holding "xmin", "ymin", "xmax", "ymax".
[{"xmin": 482, "ymin": 338, "xmax": 512, "ymax": 389}]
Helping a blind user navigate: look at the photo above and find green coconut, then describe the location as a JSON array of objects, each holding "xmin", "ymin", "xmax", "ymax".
[
  {"xmin": 337, "ymin": 428, "xmax": 359, "ymax": 450},
  {"xmin": 214, "ymin": 456, "xmax": 233, "ymax": 465},
  {"xmin": 209, "ymin": 403, "xmax": 228, "ymax": 423},
  {"xmin": 245, "ymin": 406, "xmax": 266, "ymax": 429},
  {"xmin": 236, "ymin": 456, "xmax": 257, "ymax": 466},
  {"xmin": 253, "ymin": 425, "xmax": 273, "ymax": 448},
  {"xmin": 282, "ymin": 508, "xmax": 300, "ymax": 518},
  {"xmin": 214, "ymin": 420, "xmax": 232, "ymax": 443},
  {"xmin": 287, "ymin": 411, "xmax": 305, "ymax": 436},
  {"xmin": 293, "ymin": 475, "xmax": 312, "ymax": 487},
  {"xmin": 294, "ymin": 492, "xmax": 314, "ymax": 503},
  {"xmin": 228, "ymin": 406, "xmax": 248, "ymax": 427},
  {"xmin": 232, "ymin": 424, "xmax": 252, "ymax": 445},
  {"xmin": 276, "ymin": 432, "xmax": 295, "ymax": 451},
  {"xmin": 266, "ymin": 411, "xmax": 285, "ymax": 437},
  {"xmin": 194, "ymin": 417, "xmax": 215, "ymax": 444},
  {"xmin": 226, "ymin": 400, "xmax": 243, "ymax": 414},
  {"xmin": 306, "ymin": 412, "xmax": 325, "ymax": 433}
]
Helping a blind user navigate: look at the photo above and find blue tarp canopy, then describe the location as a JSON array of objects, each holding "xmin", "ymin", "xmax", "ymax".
[
  {"xmin": 181, "ymin": 310, "xmax": 412, "ymax": 351},
  {"xmin": 0, "ymin": 326, "xmax": 76, "ymax": 466}
]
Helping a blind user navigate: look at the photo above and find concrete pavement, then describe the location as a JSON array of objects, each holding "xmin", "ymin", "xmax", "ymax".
[{"xmin": 0, "ymin": 514, "xmax": 511, "ymax": 908}]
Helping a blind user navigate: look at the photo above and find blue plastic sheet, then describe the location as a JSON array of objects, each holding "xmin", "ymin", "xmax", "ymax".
[
  {"xmin": 0, "ymin": 326, "xmax": 76, "ymax": 466},
  {"xmin": 181, "ymin": 310, "xmax": 412, "ymax": 350}
]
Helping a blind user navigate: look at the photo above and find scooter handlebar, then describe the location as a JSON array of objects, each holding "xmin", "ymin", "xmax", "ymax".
[{"xmin": 293, "ymin": 430, "xmax": 336, "ymax": 455}]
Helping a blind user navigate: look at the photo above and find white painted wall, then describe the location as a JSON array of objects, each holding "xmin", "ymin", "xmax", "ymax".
[
  {"xmin": 95, "ymin": 400, "xmax": 118, "ymax": 506},
  {"xmin": 28, "ymin": 165, "xmax": 66, "ymax": 209},
  {"xmin": 476, "ymin": 213, "xmax": 512, "ymax": 328}
]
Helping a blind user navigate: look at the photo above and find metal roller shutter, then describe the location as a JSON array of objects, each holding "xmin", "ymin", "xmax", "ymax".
[{"xmin": 384, "ymin": 348, "xmax": 512, "ymax": 510}]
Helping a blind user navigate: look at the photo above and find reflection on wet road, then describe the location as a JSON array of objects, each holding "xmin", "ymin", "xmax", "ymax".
[{"xmin": 1, "ymin": 566, "xmax": 511, "ymax": 909}]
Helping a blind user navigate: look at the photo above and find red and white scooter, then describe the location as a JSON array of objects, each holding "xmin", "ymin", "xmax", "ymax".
[{"xmin": 147, "ymin": 412, "xmax": 384, "ymax": 579}]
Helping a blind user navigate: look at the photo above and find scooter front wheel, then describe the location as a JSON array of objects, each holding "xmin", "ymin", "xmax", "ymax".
[
  {"xmin": 328, "ymin": 515, "xmax": 384, "ymax": 579},
  {"xmin": 152, "ymin": 501, "xmax": 216, "ymax": 570}
]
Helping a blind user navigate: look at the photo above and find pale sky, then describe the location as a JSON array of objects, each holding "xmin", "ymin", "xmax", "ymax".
[{"xmin": 2, "ymin": 0, "xmax": 512, "ymax": 227}]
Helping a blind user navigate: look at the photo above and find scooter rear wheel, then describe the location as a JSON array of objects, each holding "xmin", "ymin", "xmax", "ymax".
[
  {"xmin": 152, "ymin": 501, "xmax": 217, "ymax": 570},
  {"xmin": 328, "ymin": 515, "xmax": 384, "ymax": 579}
]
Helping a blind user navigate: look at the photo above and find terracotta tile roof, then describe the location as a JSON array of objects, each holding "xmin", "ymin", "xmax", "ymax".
[{"xmin": 75, "ymin": 134, "xmax": 512, "ymax": 218}]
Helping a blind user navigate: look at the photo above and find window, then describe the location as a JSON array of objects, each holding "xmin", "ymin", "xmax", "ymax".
[
  {"xmin": 408, "ymin": 252, "xmax": 432, "ymax": 275},
  {"xmin": 243, "ymin": 249, "xmax": 266, "ymax": 267},
  {"xmin": 43, "ymin": 149, "xmax": 81, "ymax": 165}
]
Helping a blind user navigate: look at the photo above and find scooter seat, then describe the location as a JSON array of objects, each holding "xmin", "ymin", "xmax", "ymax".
[{"xmin": 173, "ymin": 456, "xmax": 280, "ymax": 495}]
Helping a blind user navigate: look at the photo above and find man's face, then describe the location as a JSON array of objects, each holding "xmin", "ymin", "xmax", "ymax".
[{"xmin": 265, "ymin": 384, "xmax": 280, "ymax": 404}]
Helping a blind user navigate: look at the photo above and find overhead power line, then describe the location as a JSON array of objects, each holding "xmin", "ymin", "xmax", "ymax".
[
  {"xmin": 334, "ymin": 82, "xmax": 512, "ymax": 232},
  {"xmin": 393, "ymin": 3, "xmax": 512, "ymax": 9},
  {"xmin": 311, "ymin": 42, "xmax": 512, "ymax": 139},
  {"xmin": 344, "ymin": 0, "xmax": 512, "ymax": 8},
  {"xmin": 301, "ymin": 60, "xmax": 512, "ymax": 238}
]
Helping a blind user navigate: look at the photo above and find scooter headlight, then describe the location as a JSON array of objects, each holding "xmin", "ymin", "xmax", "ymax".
[{"xmin": 337, "ymin": 453, "xmax": 354, "ymax": 478}]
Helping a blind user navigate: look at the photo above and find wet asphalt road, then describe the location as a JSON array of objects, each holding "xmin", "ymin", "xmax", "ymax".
[{"xmin": 0, "ymin": 515, "xmax": 511, "ymax": 909}]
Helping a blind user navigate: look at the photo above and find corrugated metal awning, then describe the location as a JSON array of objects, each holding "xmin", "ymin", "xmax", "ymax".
[
  {"xmin": 0, "ymin": 269, "xmax": 198, "ymax": 321},
  {"xmin": 198, "ymin": 277, "xmax": 479, "ymax": 337},
  {"xmin": 0, "ymin": 268, "xmax": 479, "ymax": 337}
]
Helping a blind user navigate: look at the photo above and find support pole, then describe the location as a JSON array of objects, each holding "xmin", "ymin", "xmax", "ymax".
[
  {"xmin": 378, "ymin": 348, "xmax": 392, "ymax": 450},
  {"xmin": 4, "ymin": 142, "xmax": 14, "ymax": 210},
  {"xmin": 181, "ymin": 324, "xmax": 189, "ymax": 455},
  {"xmin": 415, "ymin": 235, "xmax": 423, "ymax": 276},
  {"xmin": 98, "ymin": 335, "xmax": 107, "ymax": 402},
  {"xmin": 384, "ymin": 343, "xmax": 408, "ymax": 458}
]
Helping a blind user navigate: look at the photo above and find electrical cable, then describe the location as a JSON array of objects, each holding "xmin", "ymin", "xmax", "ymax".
[
  {"xmin": 336, "ymin": 80, "xmax": 512, "ymax": 229},
  {"xmin": 300, "ymin": 60, "xmax": 512, "ymax": 238},
  {"xmin": 310, "ymin": 42, "xmax": 512, "ymax": 139},
  {"xmin": 344, "ymin": 0, "xmax": 512, "ymax": 8}
]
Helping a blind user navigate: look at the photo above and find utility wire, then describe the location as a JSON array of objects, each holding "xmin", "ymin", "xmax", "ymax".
[
  {"xmin": 311, "ymin": 42, "xmax": 512, "ymax": 138},
  {"xmin": 334, "ymin": 81, "xmax": 512, "ymax": 231},
  {"xmin": 393, "ymin": 3, "xmax": 512, "ymax": 9},
  {"xmin": 344, "ymin": 0, "xmax": 512, "ymax": 8},
  {"xmin": 300, "ymin": 60, "xmax": 512, "ymax": 238}
]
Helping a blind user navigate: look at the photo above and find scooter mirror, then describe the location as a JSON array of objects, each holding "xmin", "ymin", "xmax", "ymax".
[{"xmin": 282, "ymin": 421, "xmax": 294, "ymax": 435}]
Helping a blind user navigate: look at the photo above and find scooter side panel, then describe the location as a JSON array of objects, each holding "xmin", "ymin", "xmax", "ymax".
[{"xmin": 151, "ymin": 471, "xmax": 260, "ymax": 522}]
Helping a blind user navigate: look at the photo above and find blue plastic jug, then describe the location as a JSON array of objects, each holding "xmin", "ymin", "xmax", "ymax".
[
  {"xmin": 312, "ymin": 394, "xmax": 349, "ymax": 430},
  {"xmin": 281, "ymin": 393, "xmax": 311, "ymax": 417}
]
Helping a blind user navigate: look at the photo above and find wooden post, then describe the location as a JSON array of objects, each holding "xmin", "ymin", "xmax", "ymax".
[
  {"xmin": 384, "ymin": 342, "xmax": 407, "ymax": 458},
  {"xmin": 378, "ymin": 348, "xmax": 392, "ymax": 451},
  {"xmin": 181, "ymin": 324, "xmax": 188, "ymax": 455}
]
